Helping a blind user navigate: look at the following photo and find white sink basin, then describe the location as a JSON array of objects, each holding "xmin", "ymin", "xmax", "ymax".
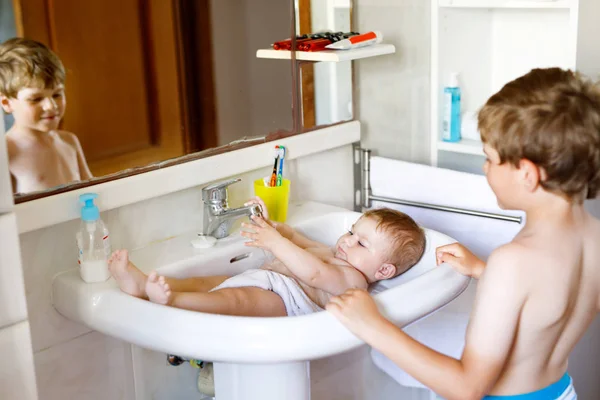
[{"xmin": 52, "ymin": 202, "xmax": 470, "ymax": 400}]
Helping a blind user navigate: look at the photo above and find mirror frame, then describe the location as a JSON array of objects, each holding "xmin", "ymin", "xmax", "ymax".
[{"xmin": 11, "ymin": 0, "xmax": 323, "ymax": 204}]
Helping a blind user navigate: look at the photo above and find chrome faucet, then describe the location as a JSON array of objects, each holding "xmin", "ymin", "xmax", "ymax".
[{"xmin": 200, "ymin": 178, "xmax": 262, "ymax": 239}]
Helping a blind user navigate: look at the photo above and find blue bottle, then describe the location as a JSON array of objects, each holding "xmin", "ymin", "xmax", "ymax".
[{"xmin": 442, "ymin": 72, "xmax": 461, "ymax": 142}]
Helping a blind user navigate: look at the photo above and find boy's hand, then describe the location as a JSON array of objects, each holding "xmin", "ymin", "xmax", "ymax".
[
  {"xmin": 241, "ymin": 215, "xmax": 283, "ymax": 251},
  {"xmin": 436, "ymin": 243, "xmax": 485, "ymax": 279},
  {"xmin": 326, "ymin": 289, "xmax": 387, "ymax": 340}
]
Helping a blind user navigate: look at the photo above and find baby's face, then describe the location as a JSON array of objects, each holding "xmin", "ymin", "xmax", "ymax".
[
  {"xmin": 3, "ymin": 85, "xmax": 66, "ymax": 132},
  {"xmin": 334, "ymin": 216, "xmax": 394, "ymax": 282}
]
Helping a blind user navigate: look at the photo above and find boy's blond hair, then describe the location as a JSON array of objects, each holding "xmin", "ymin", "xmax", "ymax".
[
  {"xmin": 0, "ymin": 37, "xmax": 65, "ymax": 98},
  {"xmin": 363, "ymin": 208, "xmax": 426, "ymax": 277},
  {"xmin": 478, "ymin": 68, "xmax": 600, "ymax": 201}
]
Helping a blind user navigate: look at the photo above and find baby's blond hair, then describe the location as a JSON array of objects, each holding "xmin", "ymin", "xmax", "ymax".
[{"xmin": 0, "ymin": 37, "xmax": 65, "ymax": 98}]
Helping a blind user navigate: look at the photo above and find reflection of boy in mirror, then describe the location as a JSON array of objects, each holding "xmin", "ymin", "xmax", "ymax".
[{"xmin": 0, "ymin": 38, "xmax": 92, "ymax": 194}]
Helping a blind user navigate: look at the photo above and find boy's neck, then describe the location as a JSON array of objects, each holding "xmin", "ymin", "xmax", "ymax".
[{"xmin": 522, "ymin": 194, "xmax": 587, "ymax": 230}]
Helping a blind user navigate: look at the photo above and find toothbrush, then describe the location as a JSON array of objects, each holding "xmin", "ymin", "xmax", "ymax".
[
  {"xmin": 276, "ymin": 146, "xmax": 286, "ymax": 186},
  {"xmin": 269, "ymin": 151, "xmax": 279, "ymax": 187}
]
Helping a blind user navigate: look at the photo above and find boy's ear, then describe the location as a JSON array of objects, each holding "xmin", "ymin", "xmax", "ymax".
[
  {"xmin": 518, "ymin": 158, "xmax": 541, "ymax": 192},
  {"xmin": 0, "ymin": 95, "xmax": 12, "ymax": 113},
  {"xmin": 375, "ymin": 263, "xmax": 397, "ymax": 280}
]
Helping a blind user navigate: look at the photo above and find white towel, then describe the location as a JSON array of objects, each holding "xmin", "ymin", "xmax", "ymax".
[
  {"xmin": 368, "ymin": 157, "xmax": 525, "ymax": 390},
  {"xmin": 371, "ymin": 311, "xmax": 469, "ymax": 390},
  {"xmin": 369, "ymin": 157, "xmax": 524, "ymax": 259}
]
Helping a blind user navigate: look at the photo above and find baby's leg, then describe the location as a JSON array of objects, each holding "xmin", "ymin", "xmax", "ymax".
[
  {"xmin": 108, "ymin": 250, "xmax": 229, "ymax": 298},
  {"xmin": 146, "ymin": 274, "xmax": 286, "ymax": 317}
]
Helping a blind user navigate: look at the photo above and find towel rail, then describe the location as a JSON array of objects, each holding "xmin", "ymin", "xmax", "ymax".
[{"xmin": 353, "ymin": 144, "xmax": 522, "ymax": 224}]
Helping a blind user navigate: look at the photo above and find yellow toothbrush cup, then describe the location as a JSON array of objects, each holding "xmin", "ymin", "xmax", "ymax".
[{"xmin": 253, "ymin": 178, "xmax": 291, "ymax": 223}]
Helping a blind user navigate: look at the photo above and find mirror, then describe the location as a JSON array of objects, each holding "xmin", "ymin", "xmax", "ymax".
[
  {"xmin": 1, "ymin": 0, "xmax": 297, "ymax": 200},
  {"xmin": 295, "ymin": 0, "xmax": 354, "ymax": 130}
]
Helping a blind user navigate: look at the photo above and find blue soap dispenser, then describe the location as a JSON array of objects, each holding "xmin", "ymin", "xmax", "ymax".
[
  {"xmin": 442, "ymin": 72, "xmax": 462, "ymax": 142},
  {"xmin": 76, "ymin": 193, "xmax": 111, "ymax": 283}
]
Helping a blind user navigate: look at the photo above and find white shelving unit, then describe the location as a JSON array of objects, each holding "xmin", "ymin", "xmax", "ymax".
[
  {"xmin": 437, "ymin": 139, "xmax": 484, "ymax": 156},
  {"xmin": 256, "ymin": 43, "xmax": 396, "ymax": 63},
  {"xmin": 430, "ymin": 0, "xmax": 600, "ymax": 172}
]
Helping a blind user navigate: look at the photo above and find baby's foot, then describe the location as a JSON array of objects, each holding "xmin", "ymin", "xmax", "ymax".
[
  {"xmin": 108, "ymin": 250, "xmax": 147, "ymax": 298},
  {"xmin": 146, "ymin": 272, "xmax": 172, "ymax": 305}
]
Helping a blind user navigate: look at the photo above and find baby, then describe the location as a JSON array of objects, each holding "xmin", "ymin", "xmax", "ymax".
[
  {"xmin": 0, "ymin": 38, "xmax": 92, "ymax": 194},
  {"xmin": 109, "ymin": 198, "xmax": 426, "ymax": 317}
]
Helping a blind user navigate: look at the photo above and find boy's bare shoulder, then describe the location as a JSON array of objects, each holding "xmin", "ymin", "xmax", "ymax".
[
  {"xmin": 485, "ymin": 242, "xmax": 535, "ymax": 280},
  {"xmin": 56, "ymin": 130, "xmax": 80, "ymax": 146}
]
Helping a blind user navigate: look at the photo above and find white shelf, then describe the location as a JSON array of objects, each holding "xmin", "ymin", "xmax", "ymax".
[
  {"xmin": 439, "ymin": 0, "xmax": 571, "ymax": 9},
  {"xmin": 437, "ymin": 139, "xmax": 484, "ymax": 156},
  {"xmin": 256, "ymin": 44, "xmax": 396, "ymax": 62}
]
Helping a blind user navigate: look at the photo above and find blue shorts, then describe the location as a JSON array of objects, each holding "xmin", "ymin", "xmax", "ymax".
[{"xmin": 483, "ymin": 373, "xmax": 576, "ymax": 400}]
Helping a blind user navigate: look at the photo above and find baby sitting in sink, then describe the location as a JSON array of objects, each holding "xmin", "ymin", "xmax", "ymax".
[{"xmin": 109, "ymin": 198, "xmax": 426, "ymax": 317}]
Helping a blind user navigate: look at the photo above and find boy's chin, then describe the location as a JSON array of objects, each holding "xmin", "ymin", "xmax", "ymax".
[{"xmin": 37, "ymin": 121, "xmax": 60, "ymax": 131}]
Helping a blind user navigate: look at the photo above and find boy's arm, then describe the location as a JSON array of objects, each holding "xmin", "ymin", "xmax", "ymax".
[
  {"xmin": 242, "ymin": 217, "xmax": 365, "ymax": 294},
  {"xmin": 10, "ymin": 173, "xmax": 17, "ymax": 194},
  {"xmin": 328, "ymin": 244, "xmax": 527, "ymax": 400},
  {"xmin": 5, "ymin": 138, "xmax": 18, "ymax": 193},
  {"xmin": 64, "ymin": 132, "xmax": 93, "ymax": 180},
  {"xmin": 73, "ymin": 135, "xmax": 93, "ymax": 180}
]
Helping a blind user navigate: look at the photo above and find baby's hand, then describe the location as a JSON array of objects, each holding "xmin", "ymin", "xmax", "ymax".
[
  {"xmin": 326, "ymin": 289, "xmax": 386, "ymax": 340},
  {"xmin": 241, "ymin": 215, "xmax": 283, "ymax": 251},
  {"xmin": 436, "ymin": 242, "xmax": 485, "ymax": 279},
  {"xmin": 244, "ymin": 197, "xmax": 275, "ymax": 227}
]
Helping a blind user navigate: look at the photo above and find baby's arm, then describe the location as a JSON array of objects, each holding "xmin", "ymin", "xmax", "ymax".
[
  {"xmin": 242, "ymin": 216, "xmax": 365, "ymax": 294},
  {"xmin": 276, "ymin": 223, "xmax": 328, "ymax": 249},
  {"xmin": 245, "ymin": 197, "xmax": 327, "ymax": 249},
  {"xmin": 328, "ymin": 244, "xmax": 527, "ymax": 400}
]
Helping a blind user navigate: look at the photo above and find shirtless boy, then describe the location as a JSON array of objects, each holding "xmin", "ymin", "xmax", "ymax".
[
  {"xmin": 327, "ymin": 68, "xmax": 600, "ymax": 400},
  {"xmin": 0, "ymin": 37, "xmax": 92, "ymax": 194}
]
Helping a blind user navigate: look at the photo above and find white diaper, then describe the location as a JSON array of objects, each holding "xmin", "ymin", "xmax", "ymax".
[{"xmin": 209, "ymin": 269, "xmax": 323, "ymax": 316}]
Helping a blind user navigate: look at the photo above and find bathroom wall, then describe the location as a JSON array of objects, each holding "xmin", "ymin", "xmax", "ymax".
[
  {"xmin": 19, "ymin": 144, "xmax": 355, "ymax": 400},
  {"xmin": 211, "ymin": 0, "xmax": 293, "ymax": 145},
  {"xmin": 354, "ymin": 0, "xmax": 431, "ymax": 165}
]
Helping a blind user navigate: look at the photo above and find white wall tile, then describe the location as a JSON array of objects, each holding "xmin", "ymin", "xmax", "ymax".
[
  {"xmin": 0, "ymin": 321, "xmax": 38, "ymax": 400},
  {"xmin": 0, "ymin": 213, "xmax": 28, "ymax": 328},
  {"xmin": 34, "ymin": 332, "xmax": 134, "ymax": 400}
]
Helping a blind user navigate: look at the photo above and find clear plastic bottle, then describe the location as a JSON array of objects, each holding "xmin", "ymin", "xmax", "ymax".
[
  {"xmin": 442, "ymin": 72, "xmax": 462, "ymax": 142},
  {"xmin": 76, "ymin": 193, "xmax": 111, "ymax": 283}
]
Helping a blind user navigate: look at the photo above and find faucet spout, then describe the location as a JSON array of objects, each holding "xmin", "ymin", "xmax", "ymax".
[{"xmin": 201, "ymin": 200, "xmax": 262, "ymax": 239}]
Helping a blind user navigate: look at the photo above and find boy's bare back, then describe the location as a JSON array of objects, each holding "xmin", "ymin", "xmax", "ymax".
[
  {"xmin": 6, "ymin": 129, "xmax": 91, "ymax": 193},
  {"xmin": 482, "ymin": 209, "xmax": 600, "ymax": 394}
]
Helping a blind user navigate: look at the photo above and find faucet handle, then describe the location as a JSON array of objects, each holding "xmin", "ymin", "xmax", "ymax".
[{"xmin": 202, "ymin": 178, "xmax": 241, "ymax": 203}]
